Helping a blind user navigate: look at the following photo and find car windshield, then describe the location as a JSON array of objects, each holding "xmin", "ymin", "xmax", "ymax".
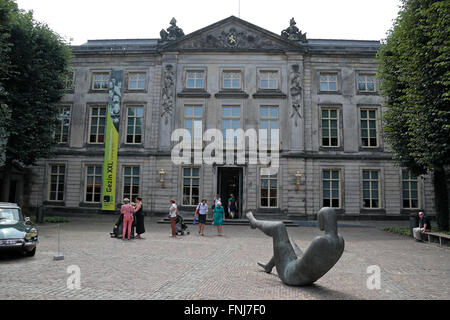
[{"xmin": 0, "ymin": 208, "xmax": 22, "ymax": 221}]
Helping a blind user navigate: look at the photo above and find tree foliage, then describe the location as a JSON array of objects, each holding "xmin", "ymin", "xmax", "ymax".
[
  {"xmin": 0, "ymin": 0, "xmax": 72, "ymax": 167},
  {"xmin": 378, "ymin": 0, "xmax": 450, "ymax": 229}
]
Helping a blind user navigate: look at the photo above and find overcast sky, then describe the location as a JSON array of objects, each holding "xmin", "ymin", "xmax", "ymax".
[{"xmin": 15, "ymin": 0, "xmax": 402, "ymax": 45}]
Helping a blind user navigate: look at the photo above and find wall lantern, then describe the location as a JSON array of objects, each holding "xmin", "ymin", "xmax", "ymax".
[
  {"xmin": 295, "ymin": 171, "xmax": 302, "ymax": 191},
  {"xmin": 159, "ymin": 168, "xmax": 166, "ymax": 188}
]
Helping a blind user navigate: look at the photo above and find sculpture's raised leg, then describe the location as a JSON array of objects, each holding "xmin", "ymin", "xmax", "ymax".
[{"xmin": 258, "ymin": 256, "xmax": 275, "ymax": 273}]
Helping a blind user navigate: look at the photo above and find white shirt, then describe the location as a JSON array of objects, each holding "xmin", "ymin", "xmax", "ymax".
[
  {"xmin": 197, "ymin": 203, "xmax": 208, "ymax": 215},
  {"xmin": 169, "ymin": 203, "xmax": 177, "ymax": 218}
]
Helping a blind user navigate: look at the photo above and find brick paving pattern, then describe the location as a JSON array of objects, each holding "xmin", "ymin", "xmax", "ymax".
[{"xmin": 0, "ymin": 216, "xmax": 449, "ymax": 300}]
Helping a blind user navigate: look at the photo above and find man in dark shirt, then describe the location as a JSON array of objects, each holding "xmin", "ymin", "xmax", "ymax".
[{"xmin": 413, "ymin": 211, "xmax": 431, "ymax": 242}]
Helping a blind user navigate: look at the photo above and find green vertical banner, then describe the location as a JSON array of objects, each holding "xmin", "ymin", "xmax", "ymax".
[{"xmin": 102, "ymin": 69, "xmax": 123, "ymax": 211}]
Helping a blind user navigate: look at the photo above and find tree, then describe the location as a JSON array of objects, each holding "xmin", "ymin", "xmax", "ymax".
[
  {"xmin": 0, "ymin": 0, "xmax": 72, "ymax": 201},
  {"xmin": 378, "ymin": 0, "xmax": 450, "ymax": 230}
]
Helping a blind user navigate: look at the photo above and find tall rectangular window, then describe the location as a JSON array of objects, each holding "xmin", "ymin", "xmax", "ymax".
[
  {"xmin": 182, "ymin": 167, "xmax": 200, "ymax": 206},
  {"xmin": 92, "ymin": 72, "xmax": 109, "ymax": 90},
  {"xmin": 321, "ymin": 108, "xmax": 339, "ymax": 147},
  {"xmin": 126, "ymin": 106, "xmax": 143, "ymax": 144},
  {"xmin": 48, "ymin": 164, "xmax": 65, "ymax": 201},
  {"xmin": 260, "ymin": 71, "xmax": 278, "ymax": 89},
  {"xmin": 358, "ymin": 73, "xmax": 376, "ymax": 92},
  {"xmin": 186, "ymin": 70, "xmax": 204, "ymax": 89},
  {"xmin": 402, "ymin": 170, "xmax": 419, "ymax": 209},
  {"xmin": 323, "ymin": 169, "xmax": 341, "ymax": 208},
  {"xmin": 362, "ymin": 170, "xmax": 380, "ymax": 208},
  {"xmin": 260, "ymin": 171, "xmax": 278, "ymax": 208},
  {"xmin": 184, "ymin": 105, "xmax": 203, "ymax": 144},
  {"xmin": 320, "ymin": 73, "xmax": 338, "ymax": 92},
  {"xmin": 85, "ymin": 165, "xmax": 102, "ymax": 203},
  {"xmin": 222, "ymin": 106, "xmax": 240, "ymax": 146},
  {"xmin": 360, "ymin": 109, "xmax": 378, "ymax": 147},
  {"xmin": 260, "ymin": 106, "xmax": 279, "ymax": 148},
  {"xmin": 55, "ymin": 106, "xmax": 71, "ymax": 144},
  {"xmin": 123, "ymin": 166, "xmax": 140, "ymax": 201},
  {"xmin": 128, "ymin": 72, "xmax": 146, "ymax": 90},
  {"xmin": 89, "ymin": 106, "xmax": 106, "ymax": 143},
  {"xmin": 223, "ymin": 71, "xmax": 241, "ymax": 89}
]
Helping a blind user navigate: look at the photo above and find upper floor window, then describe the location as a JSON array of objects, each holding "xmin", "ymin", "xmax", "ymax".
[
  {"xmin": 222, "ymin": 106, "xmax": 240, "ymax": 146},
  {"xmin": 260, "ymin": 106, "xmax": 279, "ymax": 148},
  {"xmin": 89, "ymin": 106, "xmax": 106, "ymax": 144},
  {"xmin": 55, "ymin": 105, "xmax": 71, "ymax": 144},
  {"xmin": 184, "ymin": 105, "xmax": 203, "ymax": 144},
  {"xmin": 126, "ymin": 106, "xmax": 144, "ymax": 144},
  {"xmin": 321, "ymin": 108, "xmax": 339, "ymax": 147},
  {"xmin": 358, "ymin": 73, "xmax": 376, "ymax": 92},
  {"xmin": 360, "ymin": 108, "xmax": 378, "ymax": 147},
  {"xmin": 92, "ymin": 72, "xmax": 109, "ymax": 90},
  {"xmin": 320, "ymin": 72, "xmax": 338, "ymax": 92},
  {"xmin": 223, "ymin": 70, "xmax": 241, "ymax": 89},
  {"xmin": 259, "ymin": 71, "xmax": 278, "ymax": 90},
  {"xmin": 128, "ymin": 72, "xmax": 146, "ymax": 90},
  {"xmin": 186, "ymin": 70, "xmax": 205, "ymax": 89}
]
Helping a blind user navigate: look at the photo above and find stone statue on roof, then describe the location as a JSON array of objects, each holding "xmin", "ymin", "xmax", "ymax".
[
  {"xmin": 281, "ymin": 18, "xmax": 307, "ymax": 43},
  {"xmin": 160, "ymin": 18, "xmax": 185, "ymax": 41}
]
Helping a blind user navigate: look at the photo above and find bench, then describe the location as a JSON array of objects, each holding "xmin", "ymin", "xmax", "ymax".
[{"xmin": 423, "ymin": 232, "xmax": 450, "ymax": 247}]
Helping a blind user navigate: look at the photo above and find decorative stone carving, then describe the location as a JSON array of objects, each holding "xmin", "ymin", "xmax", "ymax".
[
  {"xmin": 281, "ymin": 18, "xmax": 307, "ymax": 43},
  {"xmin": 161, "ymin": 64, "xmax": 175, "ymax": 124},
  {"xmin": 160, "ymin": 18, "xmax": 185, "ymax": 41},
  {"xmin": 246, "ymin": 207, "xmax": 345, "ymax": 286},
  {"xmin": 178, "ymin": 27, "xmax": 280, "ymax": 50},
  {"xmin": 289, "ymin": 64, "xmax": 303, "ymax": 126}
]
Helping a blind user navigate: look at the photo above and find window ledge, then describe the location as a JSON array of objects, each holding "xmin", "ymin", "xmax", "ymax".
[
  {"xmin": 252, "ymin": 90, "xmax": 287, "ymax": 99},
  {"xmin": 177, "ymin": 90, "xmax": 211, "ymax": 98},
  {"xmin": 215, "ymin": 90, "xmax": 249, "ymax": 99}
]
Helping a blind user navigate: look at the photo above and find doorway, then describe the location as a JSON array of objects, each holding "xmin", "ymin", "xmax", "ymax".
[{"xmin": 217, "ymin": 167, "xmax": 243, "ymax": 219}]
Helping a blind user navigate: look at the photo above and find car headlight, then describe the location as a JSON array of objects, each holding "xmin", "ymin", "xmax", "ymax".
[{"xmin": 25, "ymin": 228, "xmax": 38, "ymax": 240}]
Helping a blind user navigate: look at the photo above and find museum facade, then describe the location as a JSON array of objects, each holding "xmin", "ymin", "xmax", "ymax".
[{"xmin": 26, "ymin": 16, "xmax": 436, "ymax": 219}]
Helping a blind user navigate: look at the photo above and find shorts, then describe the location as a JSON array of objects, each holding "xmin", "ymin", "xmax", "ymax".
[{"xmin": 198, "ymin": 214, "xmax": 207, "ymax": 224}]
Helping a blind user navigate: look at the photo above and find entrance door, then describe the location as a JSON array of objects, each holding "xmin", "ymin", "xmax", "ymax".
[{"xmin": 218, "ymin": 167, "xmax": 242, "ymax": 219}]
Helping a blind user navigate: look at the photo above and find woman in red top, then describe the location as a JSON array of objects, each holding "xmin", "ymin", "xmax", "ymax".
[{"xmin": 121, "ymin": 198, "xmax": 134, "ymax": 240}]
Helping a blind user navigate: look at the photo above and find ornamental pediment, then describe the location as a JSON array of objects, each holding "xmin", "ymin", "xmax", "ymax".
[{"xmin": 161, "ymin": 16, "xmax": 304, "ymax": 52}]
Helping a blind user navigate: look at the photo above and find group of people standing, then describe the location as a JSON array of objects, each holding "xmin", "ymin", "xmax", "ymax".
[{"xmin": 119, "ymin": 197, "xmax": 145, "ymax": 240}]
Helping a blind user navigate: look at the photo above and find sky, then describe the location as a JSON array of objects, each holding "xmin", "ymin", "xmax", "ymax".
[{"xmin": 15, "ymin": 0, "xmax": 402, "ymax": 45}]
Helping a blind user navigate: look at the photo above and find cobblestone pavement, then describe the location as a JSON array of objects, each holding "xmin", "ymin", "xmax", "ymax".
[{"xmin": 0, "ymin": 216, "xmax": 449, "ymax": 300}]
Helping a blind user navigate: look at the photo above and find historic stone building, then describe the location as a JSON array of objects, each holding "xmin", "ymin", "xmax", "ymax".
[{"xmin": 26, "ymin": 16, "xmax": 436, "ymax": 219}]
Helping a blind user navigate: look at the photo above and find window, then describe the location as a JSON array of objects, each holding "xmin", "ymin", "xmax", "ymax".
[
  {"xmin": 65, "ymin": 70, "xmax": 75, "ymax": 91},
  {"xmin": 260, "ymin": 106, "xmax": 279, "ymax": 148},
  {"xmin": 402, "ymin": 170, "xmax": 419, "ymax": 209},
  {"xmin": 123, "ymin": 166, "xmax": 140, "ymax": 201},
  {"xmin": 260, "ymin": 171, "xmax": 278, "ymax": 208},
  {"xmin": 323, "ymin": 169, "xmax": 341, "ymax": 208},
  {"xmin": 360, "ymin": 109, "xmax": 378, "ymax": 147},
  {"xmin": 260, "ymin": 71, "xmax": 278, "ymax": 90},
  {"xmin": 184, "ymin": 105, "xmax": 203, "ymax": 144},
  {"xmin": 320, "ymin": 73, "xmax": 338, "ymax": 92},
  {"xmin": 89, "ymin": 106, "xmax": 106, "ymax": 143},
  {"xmin": 362, "ymin": 170, "xmax": 380, "ymax": 208},
  {"xmin": 182, "ymin": 167, "xmax": 200, "ymax": 206},
  {"xmin": 222, "ymin": 106, "xmax": 240, "ymax": 146},
  {"xmin": 321, "ymin": 108, "xmax": 339, "ymax": 147},
  {"xmin": 85, "ymin": 165, "xmax": 102, "ymax": 203},
  {"xmin": 126, "ymin": 106, "xmax": 143, "ymax": 144},
  {"xmin": 48, "ymin": 164, "xmax": 65, "ymax": 201},
  {"xmin": 358, "ymin": 73, "xmax": 376, "ymax": 92},
  {"xmin": 223, "ymin": 71, "xmax": 241, "ymax": 89},
  {"xmin": 128, "ymin": 72, "xmax": 146, "ymax": 90},
  {"xmin": 186, "ymin": 70, "xmax": 204, "ymax": 89},
  {"xmin": 55, "ymin": 106, "xmax": 71, "ymax": 144},
  {"xmin": 92, "ymin": 72, "xmax": 109, "ymax": 90}
]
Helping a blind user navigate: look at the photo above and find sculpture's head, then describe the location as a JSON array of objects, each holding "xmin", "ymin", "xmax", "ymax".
[{"xmin": 318, "ymin": 207, "xmax": 338, "ymax": 235}]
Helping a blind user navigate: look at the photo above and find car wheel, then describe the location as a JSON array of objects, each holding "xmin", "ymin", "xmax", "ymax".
[{"xmin": 24, "ymin": 247, "xmax": 36, "ymax": 257}]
